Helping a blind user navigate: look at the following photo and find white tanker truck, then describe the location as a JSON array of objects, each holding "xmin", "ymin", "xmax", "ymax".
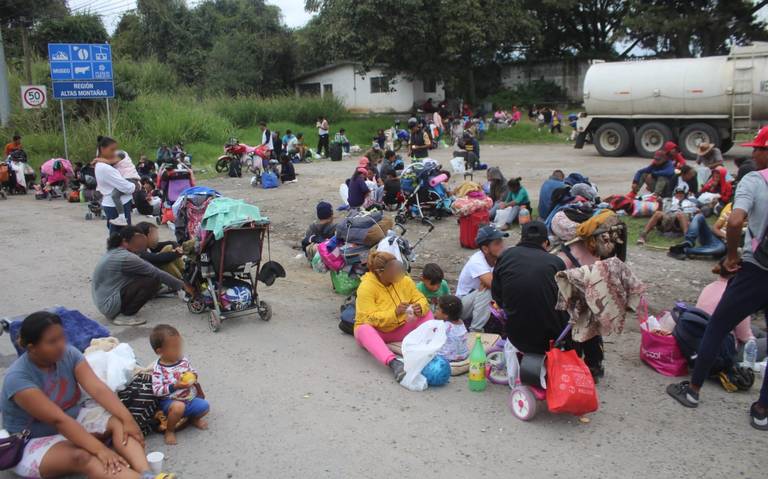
[{"xmin": 574, "ymin": 42, "xmax": 768, "ymax": 159}]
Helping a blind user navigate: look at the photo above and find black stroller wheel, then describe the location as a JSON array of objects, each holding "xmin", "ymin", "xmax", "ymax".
[
  {"xmin": 208, "ymin": 311, "xmax": 221, "ymax": 332},
  {"xmin": 85, "ymin": 212, "xmax": 93, "ymax": 220},
  {"xmin": 215, "ymin": 158, "xmax": 229, "ymax": 173},
  {"xmin": 257, "ymin": 301, "xmax": 272, "ymax": 321},
  {"xmin": 187, "ymin": 296, "xmax": 206, "ymax": 314}
]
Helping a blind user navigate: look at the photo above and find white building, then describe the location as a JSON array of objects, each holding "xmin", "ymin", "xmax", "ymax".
[{"xmin": 294, "ymin": 62, "xmax": 445, "ymax": 113}]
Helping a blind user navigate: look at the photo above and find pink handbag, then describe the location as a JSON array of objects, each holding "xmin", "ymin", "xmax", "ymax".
[
  {"xmin": 317, "ymin": 239, "xmax": 345, "ymax": 272},
  {"xmin": 638, "ymin": 298, "xmax": 688, "ymax": 377}
]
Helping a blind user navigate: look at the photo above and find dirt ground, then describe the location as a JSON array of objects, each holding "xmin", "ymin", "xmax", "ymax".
[{"xmin": 0, "ymin": 143, "xmax": 764, "ymax": 478}]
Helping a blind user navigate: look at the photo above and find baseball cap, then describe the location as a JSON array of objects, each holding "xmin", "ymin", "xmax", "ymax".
[
  {"xmin": 741, "ymin": 125, "xmax": 768, "ymax": 148},
  {"xmin": 662, "ymin": 141, "xmax": 678, "ymax": 153},
  {"xmin": 520, "ymin": 221, "xmax": 549, "ymax": 245},
  {"xmin": 475, "ymin": 225, "xmax": 509, "ymax": 246}
]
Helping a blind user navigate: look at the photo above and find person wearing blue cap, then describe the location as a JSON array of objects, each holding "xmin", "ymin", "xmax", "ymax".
[
  {"xmin": 456, "ymin": 225, "xmax": 508, "ymax": 332},
  {"xmin": 301, "ymin": 201, "xmax": 337, "ymax": 260}
]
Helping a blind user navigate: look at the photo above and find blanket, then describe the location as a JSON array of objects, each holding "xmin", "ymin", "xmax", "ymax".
[{"xmin": 555, "ymin": 257, "xmax": 644, "ymax": 342}]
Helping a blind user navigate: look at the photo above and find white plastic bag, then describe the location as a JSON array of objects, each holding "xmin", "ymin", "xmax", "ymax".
[
  {"xmin": 376, "ymin": 235, "xmax": 403, "ymax": 263},
  {"xmin": 450, "ymin": 157, "xmax": 466, "ymax": 174},
  {"xmin": 493, "ymin": 207, "xmax": 514, "ymax": 228},
  {"xmin": 400, "ymin": 320, "xmax": 447, "ymax": 391},
  {"xmin": 85, "ymin": 343, "xmax": 137, "ymax": 391},
  {"xmin": 339, "ymin": 183, "xmax": 349, "ymax": 206}
]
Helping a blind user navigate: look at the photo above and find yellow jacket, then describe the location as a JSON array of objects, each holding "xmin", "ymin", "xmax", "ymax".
[{"xmin": 354, "ymin": 272, "xmax": 429, "ymax": 332}]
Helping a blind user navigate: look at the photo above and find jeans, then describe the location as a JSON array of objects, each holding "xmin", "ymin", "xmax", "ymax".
[
  {"xmin": 683, "ymin": 214, "xmax": 726, "ymax": 257},
  {"xmin": 119, "ymin": 276, "xmax": 160, "ymax": 316},
  {"xmin": 354, "ymin": 315, "xmax": 432, "ymax": 365},
  {"xmin": 691, "ymin": 262, "xmax": 768, "ymax": 406},
  {"xmin": 460, "ymin": 289, "xmax": 492, "ymax": 332},
  {"xmin": 317, "ymin": 134, "xmax": 330, "ymax": 157},
  {"xmin": 103, "ymin": 200, "xmax": 133, "ymax": 234}
]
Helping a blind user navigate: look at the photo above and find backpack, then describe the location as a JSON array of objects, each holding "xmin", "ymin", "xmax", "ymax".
[
  {"xmin": 338, "ymin": 295, "xmax": 356, "ymax": 335},
  {"xmin": 228, "ymin": 157, "xmax": 242, "ymax": 177},
  {"xmin": 671, "ymin": 303, "xmax": 736, "ymax": 376},
  {"xmin": 748, "ymin": 169, "xmax": 768, "ymax": 268},
  {"xmin": 261, "ymin": 171, "xmax": 278, "ymax": 189}
]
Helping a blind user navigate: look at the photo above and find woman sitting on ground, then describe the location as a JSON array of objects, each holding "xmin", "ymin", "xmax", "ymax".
[
  {"xmin": 486, "ymin": 167, "xmax": 509, "ymax": 221},
  {"xmin": 495, "ymin": 177, "xmax": 530, "ymax": 230},
  {"xmin": 1, "ymin": 311, "xmax": 168, "ymax": 479},
  {"xmin": 92, "ymin": 226, "xmax": 194, "ymax": 326},
  {"xmin": 354, "ymin": 251, "xmax": 431, "ymax": 383}
]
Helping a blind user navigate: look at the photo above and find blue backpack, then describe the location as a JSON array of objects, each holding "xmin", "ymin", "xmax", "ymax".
[
  {"xmin": 671, "ymin": 303, "xmax": 736, "ymax": 376},
  {"xmin": 338, "ymin": 295, "xmax": 356, "ymax": 335},
  {"xmin": 261, "ymin": 171, "xmax": 278, "ymax": 189}
]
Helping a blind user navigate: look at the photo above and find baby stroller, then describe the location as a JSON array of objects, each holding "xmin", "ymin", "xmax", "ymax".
[
  {"xmin": 186, "ymin": 221, "xmax": 285, "ymax": 332},
  {"xmin": 158, "ymin": 164, "xmax": 194, "ymax": 207},
  {"xmin": 77, "ymin": 164, "xmax": 104, "ymax": 220},
  {"xmin": 395, "ymin": 161, "xmax": 452, "ymax": 223},
  {"xmin": 173, "ymin": 187, "xmax": 220, "ymax": 244}
]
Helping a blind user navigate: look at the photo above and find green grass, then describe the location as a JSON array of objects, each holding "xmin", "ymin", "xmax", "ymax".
[
  {"xmin": 483, "ymin": 120, "xmax": 571, "ymax": 144},
  {"xmin": 622, "ymin": 215, "xmax": 718, "ymax": 249}
]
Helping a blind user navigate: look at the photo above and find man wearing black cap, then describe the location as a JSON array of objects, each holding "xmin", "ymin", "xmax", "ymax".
[
  {"xmin": 492, "ymin": 221, "xmax": 568, "ymax": 355},
  {"xmin": 456, "ymin": 225, "xmax": 508, "ymax": 332}
]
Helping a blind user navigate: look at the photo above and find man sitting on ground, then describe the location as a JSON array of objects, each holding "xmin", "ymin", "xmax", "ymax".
[
  {"xmin": 659, "ymin": 141, "xmax": 686, "ymax": 169},
  {"xmin": 456, "ymin": 226, "xmax": 508, "ymax": 332},
  {"xmin": 538, "ymin": 169, "xmax": 565, "ymax": 220},
  {"xmin": 638, "ymin": 183, "xmax": 698, "ymax": 245},
  {"xmin": 631, "ymin": 150, "xmax": 677, "ymax": 198}
]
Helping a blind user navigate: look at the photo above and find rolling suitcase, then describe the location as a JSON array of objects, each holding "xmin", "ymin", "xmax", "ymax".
[
  {"xmin": 330, "ymin": 142, "xmax": 343, "ymax": 161},
  {"xmin": 459, "ymin": 209, "xmax": 490, "ymax": 249}
]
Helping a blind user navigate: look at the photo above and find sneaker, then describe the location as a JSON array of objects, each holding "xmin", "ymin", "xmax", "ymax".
[
  {"xmin": 111, "ymin": 316, "xmax": 147, "ymax": 326},
  {"xmin": 389, "ymin": 358, "xmax": 406, "ymax": 383},
  {"xmin": 666, "ymin": 381, "xmax": 699, "ymax": 408},
  {"xmin": 750, "ymin": 402, "xmax": 768, "ymax": 431},
  {"xmin": 109, "ymin": 215, "xmax": 128, "ymax": 227}
]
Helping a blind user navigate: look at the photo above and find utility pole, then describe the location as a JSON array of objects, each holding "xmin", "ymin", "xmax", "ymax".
[
  {"xmin": 0, "ymin": 27, "xmax": 11, "ymax": 128},
  {"xmin": 20, "ymin": 21, "xmax": 32, "ymax": 84}
]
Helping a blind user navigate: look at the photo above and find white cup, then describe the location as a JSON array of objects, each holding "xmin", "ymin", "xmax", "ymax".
[{"xmin": 146, "ymin": 451, "xmax": 164, "ymax": 474}]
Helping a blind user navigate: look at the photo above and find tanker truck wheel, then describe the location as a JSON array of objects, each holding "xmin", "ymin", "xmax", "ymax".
[
  {"xmin": 680, "ymin": 123, "xmax": 720, "ymax": 160},
  {"xmin": 594, "ymin": 122, "xmax": 631, "ymax": 157},
  {"xmin": 635, "ymin": 122, "xmax": 673, "ymax": 158},
  {"xmin": 720, "ymin": 138, "xmax": 734, "ymax": 154}
]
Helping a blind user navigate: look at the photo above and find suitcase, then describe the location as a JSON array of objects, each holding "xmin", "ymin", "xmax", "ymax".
[
  {"xmin": 330, "ymin": 143, "xmax": 343, "ymax": 161},
  {"xmin": 459, "ymin": 209, "xmax": 490, "ymax": 249}
]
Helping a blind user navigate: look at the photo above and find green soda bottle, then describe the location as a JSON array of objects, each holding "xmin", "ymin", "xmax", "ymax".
[{"xmin": 468, "ymin": 334, "xmax": 487, "ymax": 391}]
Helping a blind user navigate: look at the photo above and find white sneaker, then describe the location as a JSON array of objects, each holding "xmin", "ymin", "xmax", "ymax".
[{"xmin": 109, "ymin": 215, "xmax": 128, "ymax": 227}]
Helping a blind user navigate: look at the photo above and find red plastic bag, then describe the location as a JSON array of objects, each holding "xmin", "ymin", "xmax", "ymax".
[
  {"xmin": 637, "ymin": 298, "xmax": 688, "ymax": 377},
  {"xmin": 546, "ymin": 346, "xmax": 599, "ymax": 415}
]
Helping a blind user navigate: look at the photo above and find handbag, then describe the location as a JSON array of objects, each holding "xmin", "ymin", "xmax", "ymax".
[
  {"xmin": 546, "ymin": 342, "xmax": 599, "ymax": 415},
  {"xmin": 638, "ymin": 298, "xmax": 688, "ymax": 377},
  {"xmin": 0, "ymin": 429, "xmax": 30, "ymax": 470}
]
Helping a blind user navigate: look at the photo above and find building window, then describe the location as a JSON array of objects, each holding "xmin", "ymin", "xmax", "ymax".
[
  {"xmin": 298, "ymin": 83, "xmax": 321, "ymax": 96},
  {"xmin": 370, "ymin": 76, "xmax": 391, "ymax": 94},
  {"xmin": 323, "ymin": 83, "xmax": 333, "ymax": 96},
  {"xmin": 423, "ymin": 79, "xmax": 436, "ymax": 93}
]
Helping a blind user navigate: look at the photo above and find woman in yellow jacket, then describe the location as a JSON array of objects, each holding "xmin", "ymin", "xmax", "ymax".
[{"xmin": 355, "ymin": 251, "xmax": 432, "ymax": 382}]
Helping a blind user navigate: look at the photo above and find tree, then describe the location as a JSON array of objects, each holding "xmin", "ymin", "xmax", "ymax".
[
  {"xmin": 32, "ymin": 13, "xmax": 108, "ymax": 57},
  {"xmin": 305, "ymin": 0, "xmax": 537, "ymax": 103},
  {"xmin": 523, "ymin": 0, "xmax": 628, "ymax": 59},
  {"xmin": 0, "ymin": 0, "xmax": 67, "ymax": 82},
  {"xmin": 624, "ymin": 0, "xmax": 768, "ymax": 57}
]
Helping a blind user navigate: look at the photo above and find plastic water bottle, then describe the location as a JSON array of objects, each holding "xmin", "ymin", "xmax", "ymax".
[
  {"xmin": 518, "ymin": 206, "xmax": 531, "ymax": 225},
  {"xmin": 468, "ymin": 334, "xmax": 487, "ymax": 391},
  {"xmin": 744, "ymin": 338, "xmax": 758, "ymax": 371}
]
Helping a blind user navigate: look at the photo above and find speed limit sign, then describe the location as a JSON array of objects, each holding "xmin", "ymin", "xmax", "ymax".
[{"xmin": 21, "ymin": 85, "xmax": 48, "ymax": 109}]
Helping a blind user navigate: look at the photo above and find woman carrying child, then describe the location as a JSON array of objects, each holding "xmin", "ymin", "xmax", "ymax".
[
  {"xmin": 354, "ymin": 251, "xmax": 431, "ymax": 383},
  {"xmin": 93, "ymin": 137, "xmax": 137, "ymax": 232}
]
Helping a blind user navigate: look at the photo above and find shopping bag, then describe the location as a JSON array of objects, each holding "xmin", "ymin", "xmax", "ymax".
[
  {"xmin": 638, "ymin": 298, "xmax": 688, "ymax": 376},
  {"xmin": 330, "ymin": 270, "xmax": 361, "ymax": 296},
  {"xmin": 545, "ymin": 344, "xmax": 599, "ymax": 415},
  {"xmin": 493, "ymin": 206, "xmax": 514, "ymax": 228},
  {"xmin": 401, "ymin": 319, "xmax": 446, "ymax": 391},
  {"xmin": 317, "ymin": 239, "xmax": 344, "ymax": 272}
]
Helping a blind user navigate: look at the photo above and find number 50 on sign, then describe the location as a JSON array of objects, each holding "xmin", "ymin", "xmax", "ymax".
[{"xmin": 21, "ymin": 85, "xmax": 48, "ymax": 109}]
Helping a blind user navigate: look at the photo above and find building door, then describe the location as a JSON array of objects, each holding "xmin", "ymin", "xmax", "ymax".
[{"xmin": 323, "ymin": 84, "xmax": 333, "ymax": 96}]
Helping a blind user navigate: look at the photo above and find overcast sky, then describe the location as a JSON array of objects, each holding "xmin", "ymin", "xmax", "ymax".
[{"xmin": 68, "ymin": 0, "xmax": 315, "ymax": 33}]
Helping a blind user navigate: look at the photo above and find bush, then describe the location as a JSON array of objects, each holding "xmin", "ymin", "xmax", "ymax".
[
  {"xmin": 487, "ymin": 80, "xmax": 568, "ymax": 108},
  {"xmin": 207, "ymin": 94, "xmax": 347, "ymax": 127},
  {"xmin": 113, "ymin": 59, "xmax": 179, "ymax": 96}
]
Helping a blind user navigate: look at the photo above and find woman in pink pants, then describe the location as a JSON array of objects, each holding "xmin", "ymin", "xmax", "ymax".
[{"xmin": 354, "ymin": 251, "xmax": 431, "ymax": 383}]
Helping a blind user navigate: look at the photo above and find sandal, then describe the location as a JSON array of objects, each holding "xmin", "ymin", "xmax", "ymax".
[
  {"xmin": 666, "ymin": 381, "xmax": 699, "ymax": 408},
  {"xmin": 750, "ymin": 402, "xmax": 768, "ymax": 431}
]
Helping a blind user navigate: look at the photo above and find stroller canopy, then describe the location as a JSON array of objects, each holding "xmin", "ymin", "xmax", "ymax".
[{"xmin": 202, "ymin": 197, "xmax": 269, "ymax": 240}]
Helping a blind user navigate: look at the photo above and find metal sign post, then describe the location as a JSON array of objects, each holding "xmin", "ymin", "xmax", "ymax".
[
  {"xmin": 59, "ymin": 100, "xmax": 68, "ymax": 160},
  {"xmin": 106, "ymin": 99, "xmax": 112, "ymax": 136}
]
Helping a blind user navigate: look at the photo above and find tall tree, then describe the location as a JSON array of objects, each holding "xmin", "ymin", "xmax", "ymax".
[
  {"xmin": 523, "ymin": 0, "xmax": 628, "ymax": 59},
  {"xmin": 305, "ymin": 0, "xmax": 537, "ymax": 102},
  {"xmin": 624, "ymin": 0, "xmax": 768, "ymax": 57},
  {"xmin": 32, "ymin": 13, "xmax": 108, "ymax": 56}
]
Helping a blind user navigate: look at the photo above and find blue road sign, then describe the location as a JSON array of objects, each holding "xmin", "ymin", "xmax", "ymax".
[
  {"xmin": 48, "ymin": 44, "xmax": 113, "ymax": 82},
  {"xmin": 52, "ymin": 81, "xmax": 114, "ymax": 100}
]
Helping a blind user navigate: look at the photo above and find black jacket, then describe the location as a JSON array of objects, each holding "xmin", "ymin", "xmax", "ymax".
[{"xmin": 492, "ymin": 243, "xmax": 568, "ymax": 354}]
